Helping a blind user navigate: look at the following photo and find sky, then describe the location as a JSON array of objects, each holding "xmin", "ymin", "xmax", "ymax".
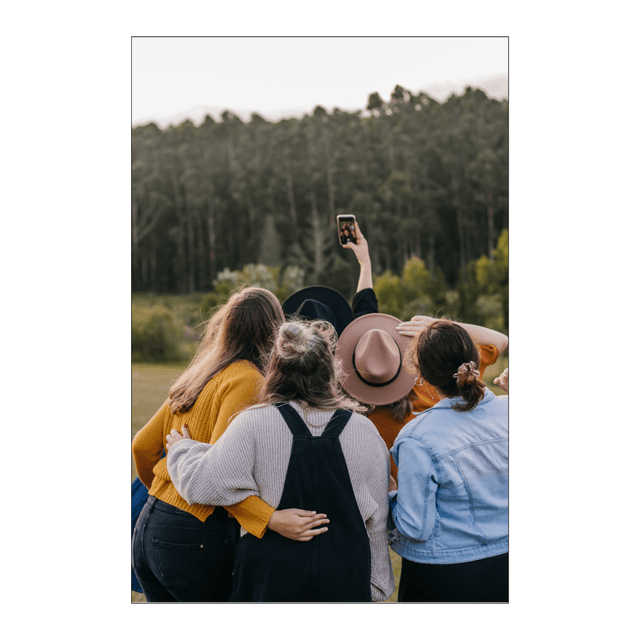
[{"xmin": 132, "ymin": 36, "xmax": 508, "ymax": 127}]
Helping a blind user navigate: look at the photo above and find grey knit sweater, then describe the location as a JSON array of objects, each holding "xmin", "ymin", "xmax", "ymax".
[{"xmin": 166, "ymin": 401, "xmax": 395, "ymax": 602}]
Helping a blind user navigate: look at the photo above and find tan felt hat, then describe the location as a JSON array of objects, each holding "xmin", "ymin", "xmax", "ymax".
[{"xmin": 336, "ymin": 313, "xmax": 415, "ymax": 406}]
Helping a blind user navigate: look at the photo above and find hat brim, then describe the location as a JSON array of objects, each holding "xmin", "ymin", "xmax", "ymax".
[
  {"xmin": 282, "ymin": 286, "xmax": 354, "ymax": 336},
  {"xmin": 336, "ymin": 313, "xmax": 416, "ymax": 406}
]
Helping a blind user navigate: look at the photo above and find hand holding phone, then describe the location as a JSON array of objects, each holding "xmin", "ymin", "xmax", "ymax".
[
  {"xmin": 339, "ymin": 219, "xmax": 372, "ymax": 290},
  {"xmin": 337, "ymin": 215, "xmax": 357, "ymax": 245}
]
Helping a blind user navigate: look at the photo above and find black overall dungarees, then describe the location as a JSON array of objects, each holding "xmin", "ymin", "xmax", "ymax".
[{"xmin": 230, "ymin": 403, "xmax": 372, "ymax": 602}]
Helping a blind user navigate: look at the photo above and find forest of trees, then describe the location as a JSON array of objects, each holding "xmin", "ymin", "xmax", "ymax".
[{"xmin": 132, "ymin": 84, "xmax": 508, "ymax": 315}]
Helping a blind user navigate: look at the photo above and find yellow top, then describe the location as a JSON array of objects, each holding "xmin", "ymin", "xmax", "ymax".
[{"xmin": 132, "ymin": 360, "xmax": 275, "ymax": 538}]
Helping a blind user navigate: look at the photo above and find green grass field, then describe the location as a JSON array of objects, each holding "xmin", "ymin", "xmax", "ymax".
[{"xmin": 131, "ymin": 355, "xmax": 507, "ymax": 603}]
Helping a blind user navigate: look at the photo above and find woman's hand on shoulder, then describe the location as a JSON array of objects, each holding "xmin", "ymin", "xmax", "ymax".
[
  {"xmin": 395, "ymin": 315, "xmax": 435, "ymax": 338},
  {"xmin": 166, "ymin": 425, "xmax": 191, "ymax": 450},
  {"xmin": 493, "ymin": 368, "xmax": 508, "ymax": 393},
  {"xmin": 267, "ymin": 508, "xmax": 330, "ymax": 542}
]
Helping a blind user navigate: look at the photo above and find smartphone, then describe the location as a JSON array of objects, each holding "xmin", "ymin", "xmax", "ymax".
[{"xmin": 337, "ymin": 214, "xmax": 357, "ymax": 245}]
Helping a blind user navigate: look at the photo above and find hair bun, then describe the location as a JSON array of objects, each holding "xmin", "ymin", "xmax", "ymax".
[{"xmin": 277, "ymin": 322, "xmax": 315, "ymax": 358}]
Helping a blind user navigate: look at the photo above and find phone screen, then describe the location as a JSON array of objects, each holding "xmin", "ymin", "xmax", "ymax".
[{"xmin": 337, "ymin": 215, "xmax": 356, "ymax": 245}]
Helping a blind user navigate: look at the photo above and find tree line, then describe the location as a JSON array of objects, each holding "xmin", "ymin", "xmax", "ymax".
[
  {"xmin": 132, "ymin": 230, "xmax": 508, "ymax": 363},
  {"xmin": 132, "ymin": 85, "xmax": 508, "ymax": 308}
]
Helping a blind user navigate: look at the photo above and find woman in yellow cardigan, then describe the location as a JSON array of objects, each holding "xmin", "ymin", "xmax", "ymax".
[{"xmin": 132, "ymin": 287, "xmax": 329, "ymax": 602}]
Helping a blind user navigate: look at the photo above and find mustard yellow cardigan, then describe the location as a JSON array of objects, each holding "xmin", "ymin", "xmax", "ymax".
[{"xmin": 132, "ymin": 360, "xmax": 275, "ymax": 538}]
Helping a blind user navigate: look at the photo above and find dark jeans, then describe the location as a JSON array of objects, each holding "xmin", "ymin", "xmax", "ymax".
[
  {"xmin": 398, "ymin": 552, "xmax": 509, "ymax": 603},
  {"xmin": 132, "ymin": 496, "xmax": 239, "ymax": 602}
]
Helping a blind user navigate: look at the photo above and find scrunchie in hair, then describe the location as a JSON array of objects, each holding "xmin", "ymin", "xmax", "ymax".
[{"xmin": 453, "ymin": 361, "xmax": 480, "ymax": 380}]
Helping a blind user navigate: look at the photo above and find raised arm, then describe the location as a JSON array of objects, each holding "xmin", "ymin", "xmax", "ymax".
[
  {"xmin": 343, "ymin": 221, "xmax": 373, "ymax": 292},
  {"xmin": 344, "ymin": 221, "xmax": 380, "ymax": 318},
  {"xmin": 396, "ymin": 315, "xmax": 508, "ymax": 353}
]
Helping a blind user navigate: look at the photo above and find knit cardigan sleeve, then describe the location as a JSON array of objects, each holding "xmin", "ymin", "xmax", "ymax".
[{"xmin": 132, "ymin": 401, "xmax": 169, "ymax": 489}]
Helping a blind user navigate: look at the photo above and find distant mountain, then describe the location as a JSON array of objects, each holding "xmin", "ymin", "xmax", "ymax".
[
  {"xmin": 420, "ymin": 74, "xmax": 508, "ymax": 102},
  {"xmin": 131, "ymin": 104, "xmax": 315, "ymax": 129},
  {"xmin": 131, "ymin": 75, "xmax": 508, "ymax": 129},
  {"xmin": 131, "ymin": 105, "xmax": 247, "ymax": 129}
]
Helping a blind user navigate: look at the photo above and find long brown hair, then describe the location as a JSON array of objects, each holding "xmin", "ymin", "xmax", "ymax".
[
  {"xmin": 257, "ymin": 320, "xmax": 365, "ymax": 414},
  {"xmin": 406, "ymin": 320, "xmax": 486, "ymax": 412},
  {"xmin": 168, "ymin": 287, "xmax": 284, "ymax": 413}
]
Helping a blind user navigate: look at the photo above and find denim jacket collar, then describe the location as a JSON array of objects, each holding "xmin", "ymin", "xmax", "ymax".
[{"xmin": 415, "ymin": 388, "xmax": 496, "ymax": 414}]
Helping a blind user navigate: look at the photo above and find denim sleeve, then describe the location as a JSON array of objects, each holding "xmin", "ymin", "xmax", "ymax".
[{"xmin": 390, "ymin": 436, "xmax": 437, "ymax": 542}]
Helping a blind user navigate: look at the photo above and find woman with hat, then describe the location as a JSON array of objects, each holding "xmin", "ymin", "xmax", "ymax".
[
  {"xmin": 388, "ymin": 320, "xmax": 508, "ymax": 602},
  {"xmin": 165, "ymin": 319, "xmax": 394, "ymax": 602},
  {"xmin": 335, "ymin": 312, "xmax": 417, "ymax": 415},
  {"xmin": 335, "ymin": 312, "xmax": 418, "ymax": 482}
]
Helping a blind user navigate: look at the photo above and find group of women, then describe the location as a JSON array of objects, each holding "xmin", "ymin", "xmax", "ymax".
[{"xmin": 132, "ymin": 223, "xmax": 509, "ymax": 603}]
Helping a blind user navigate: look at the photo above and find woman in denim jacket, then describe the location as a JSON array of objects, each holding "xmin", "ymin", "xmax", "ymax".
[{"xmin": 388, "ymin": 320, "xmax": 508, "ymax": 602}]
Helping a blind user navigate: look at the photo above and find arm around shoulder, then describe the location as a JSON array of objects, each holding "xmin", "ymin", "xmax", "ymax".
[{"xmin": 168, "ymin": 409, "xmax": 262, "ymax": 507}]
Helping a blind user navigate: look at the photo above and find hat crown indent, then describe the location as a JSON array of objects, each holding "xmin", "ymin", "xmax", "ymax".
[{"xmin": 353, "ymin": 329, "xmax": 401, "ymax": 384}]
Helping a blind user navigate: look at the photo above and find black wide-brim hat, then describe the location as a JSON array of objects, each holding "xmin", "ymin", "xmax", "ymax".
[{"xmin": 282, "ymin": 286, "xmax": 354, "ymax": 336}]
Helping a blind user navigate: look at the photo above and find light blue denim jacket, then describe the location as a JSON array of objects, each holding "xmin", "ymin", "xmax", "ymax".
[{"xmin": 389, "ymin": 390, "xmax": 508, "ymax": 564}]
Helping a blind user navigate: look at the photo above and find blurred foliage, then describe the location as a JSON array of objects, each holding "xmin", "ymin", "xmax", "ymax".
[
  {"xmin": 197, "ymin": 262, "xmax": 307, "ymax": 323},
  {"xmin": 374, "ymin": 271, "xmax": 405, "ymax": 319},
  {"xmin": 131, "ymin": 292, "xmax": 204, "ymax": 326},
  {"xmin": 131, "ymin": 305, "xmax": 187, "ymax": 362},
  {"xmin": 276, "ymin": 265, "xmax": 306, "ymax": 301},
  {"xmin": 238, "ymin": 264, "xmax": 279, "ymax": 292},
  {"xmin": 476, "ymin": 229, "xmax": 508, "ymax": 292},
  {"xmin": 403, "ymin": 295, "xmax": 435, "ymax": 319},
  {"xmin": 401, "ymin": 257, "xmax": 430, "ymax": 303},
  {"xmin": 474, "ymin": 229, "xmax": 508, "ymax": 329}
]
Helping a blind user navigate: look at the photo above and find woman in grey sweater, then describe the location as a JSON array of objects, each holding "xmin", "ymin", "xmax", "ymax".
[{"xmin": 166, "ymin": 320, "xmax": 394, "ymax": 602}]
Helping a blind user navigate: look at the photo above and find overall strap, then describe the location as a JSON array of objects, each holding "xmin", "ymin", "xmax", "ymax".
[
  {"xmin": 275, "ymin": 403, "xmax": 313, "ymax": 437},
  {"xmin": 321, "ymin": 409, "xmax": 352, "ymax": 438},
  {"xmin": 275, "ymin": 403, "xmax": 352, "ymax": 438}
]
